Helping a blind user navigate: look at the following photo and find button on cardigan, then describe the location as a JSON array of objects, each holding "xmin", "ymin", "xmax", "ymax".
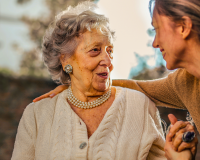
[{"xmin": 11, "ymin": 87, "xmax": 166, "ymax": 160}]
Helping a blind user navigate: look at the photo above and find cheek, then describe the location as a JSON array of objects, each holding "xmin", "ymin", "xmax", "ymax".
[
  {"xmin": 75, "ymin": 54, "xmax": 96, "ymax": 69},
  {"xmin": 109, "ymin": 63, "xmax": 114, "ymax": 72},
  {"xmin": 158, "ymin": 31, "xmax": 167, "ymax": 42},
  {"xmin": 84, "ymin": 58, "xmax": 100, "ymax": 70},
  {"xmin": 167, "ymin": 35, "xmax": 180, "ymax": 52},
  {"xmin": 74, "ymin": 60, "xmax": 99, "ymax": 80}
]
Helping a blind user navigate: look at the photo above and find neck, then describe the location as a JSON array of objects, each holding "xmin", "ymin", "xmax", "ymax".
[
  {"xmin": 175, "ymin": 39, "xmax": 200, "ymax": 79},
  {"xmin": 70, "ymin": 82, "xmax": 110, "ymax": 102},
  {"xmin": 183, "ymin": 43, "xmax": 200, "ymax": 79},
  {"xmin": 185, "ymin": 61, "xmax": 200, "ymax": 79},
  {"xmin": 67, "ymin": 86, "xmax": 112, "ymax": 109}
]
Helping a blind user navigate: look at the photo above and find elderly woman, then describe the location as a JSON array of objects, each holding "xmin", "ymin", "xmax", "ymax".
[
  {"xmin": 11, "ymin": 2, "xmax": 167, "ymax": 160},
  {"xmin": 33, "ymin": 0, "xmax": 200, "ymax": 158}
]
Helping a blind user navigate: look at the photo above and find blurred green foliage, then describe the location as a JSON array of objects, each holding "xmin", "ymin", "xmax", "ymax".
[{"xmin": 0, "ymin": 67, "xmax": 16, "ymax": 76}]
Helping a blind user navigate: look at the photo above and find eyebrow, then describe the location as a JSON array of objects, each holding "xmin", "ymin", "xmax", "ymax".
[
  {"xmin": 84, "ymin": 41, "xmax": 113, "ymax": 50},
  {"xmin": 84, "ymin": 42, "xmax": 103, "ymax": 50}
]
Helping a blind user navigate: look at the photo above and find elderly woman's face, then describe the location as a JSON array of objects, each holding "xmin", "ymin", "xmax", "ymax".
[{"xmin": 64, "ymin": 29, "xmax": 114, "ymax": 92}]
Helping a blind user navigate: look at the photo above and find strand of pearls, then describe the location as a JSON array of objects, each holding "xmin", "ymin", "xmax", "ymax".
[{"xmin": 67, "ymin": 86, "xmax": 111, "ymax": 109}]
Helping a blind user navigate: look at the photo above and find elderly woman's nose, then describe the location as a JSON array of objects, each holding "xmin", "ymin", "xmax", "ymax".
[{"xmin": 99, "ymin": 51, "xmax": 112, "ymax": 67}]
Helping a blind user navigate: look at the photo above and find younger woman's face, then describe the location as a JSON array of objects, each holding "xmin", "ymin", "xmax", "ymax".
[{"xmin": 152, "ymin": 10, "xmax": 186, "ymax": 70}]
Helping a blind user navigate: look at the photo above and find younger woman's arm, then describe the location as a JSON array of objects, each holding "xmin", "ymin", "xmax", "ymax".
[{"xmin": 34, "ymin": 69, "xmax": 187, "ymax": 109}]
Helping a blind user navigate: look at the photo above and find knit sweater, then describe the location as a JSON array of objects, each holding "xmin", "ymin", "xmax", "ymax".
[
  {"xmin": 113, "ymin": 68, "xmax": 200, "ymax": 132},
  {"xmin": 11, "ymin": 87, "xmax": 166, "ymax": 160}
]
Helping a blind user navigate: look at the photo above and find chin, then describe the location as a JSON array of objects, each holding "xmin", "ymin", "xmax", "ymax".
[
  {"xmin": 166, "ymin": 63, "xmax": 176, "ymax": 70},
  {"xmin": 94, "ymin": 81, "xmax": 111, "ymax": 92}
]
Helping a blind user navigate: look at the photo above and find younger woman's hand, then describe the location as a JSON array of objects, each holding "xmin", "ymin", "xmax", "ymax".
[
  {"xmin": 33, "ymin": 85, "xmax": 68, "ymax": 102},
  {"xmin": 164, "ymin": 114, "xmax": 197, "ymax": 160},
  {"xmin": 165, "ymin": 133, "xmax": 192, "ymax": 160}
]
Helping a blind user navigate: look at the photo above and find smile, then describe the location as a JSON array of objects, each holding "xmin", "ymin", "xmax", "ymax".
[
  {"xmin": 97, "ymin": 72, "xmax": 109, "ymax": 79},
  {"xmin": 160, "ymin": 49, "xmax": 166, "ymax": 58},
  {"xmin": 162, "ymin": 51, "xmax": 166, "ymax": 58}
]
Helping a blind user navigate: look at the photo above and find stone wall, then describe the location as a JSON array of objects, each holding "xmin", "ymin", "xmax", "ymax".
[{"xmin": 0, "ymin": 73, "xmax": 57, "ymax": 159}]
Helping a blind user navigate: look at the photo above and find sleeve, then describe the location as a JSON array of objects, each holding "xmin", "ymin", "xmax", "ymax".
[
  {"xmin": 112, "ymin": 69, "xmax": 187, "ymax": 109},
  {"xmin": 11, "ymin": 103, "xmax": 37, "ymax": 160},
  {"xmin": 137, "ymin": 97, "xmax": 166, "ymax": 160}
]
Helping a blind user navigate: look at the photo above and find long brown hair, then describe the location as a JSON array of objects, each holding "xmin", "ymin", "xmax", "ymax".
[{"xmin": 149, "ymin": 0, "xmax": 200, "ymax": 40}]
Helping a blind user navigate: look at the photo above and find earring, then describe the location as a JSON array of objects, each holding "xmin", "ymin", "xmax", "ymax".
[{"xmin": 64, "ymin": 64, "xmax": 73, "ymax": 74}]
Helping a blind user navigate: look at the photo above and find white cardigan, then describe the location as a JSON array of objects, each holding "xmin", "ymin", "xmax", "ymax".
[{"xmin": 12, "ymin": 87, "xmax": 166, "ymax": 160}]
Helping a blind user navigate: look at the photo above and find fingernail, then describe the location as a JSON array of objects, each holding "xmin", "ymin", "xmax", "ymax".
[
  {"xmin": 50, "ymin": 93, "xmax": 55, "ymax": 97},
  {"xmin": 33, "ymin": 99, "xmax": 37, "ymax": 102},
  {"xmin": 170, "ymin": 124, "xmax": 173, "ymax": 128}
]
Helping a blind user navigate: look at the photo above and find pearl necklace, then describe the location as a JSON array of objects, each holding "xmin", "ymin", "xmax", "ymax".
[{"xmin": 67, "ymin": 86, "xmax": 111, "ymax": 109}]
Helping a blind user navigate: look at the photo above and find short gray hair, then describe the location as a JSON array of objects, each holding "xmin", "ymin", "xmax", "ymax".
[{"xmin": 42, "ymin": 1, "xmax": 115, "ymax": 84}]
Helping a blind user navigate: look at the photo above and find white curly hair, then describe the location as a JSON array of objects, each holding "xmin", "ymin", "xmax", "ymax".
[{"xmin": 42, "ymin": 1, "xmax": 115, "ymax": 84}]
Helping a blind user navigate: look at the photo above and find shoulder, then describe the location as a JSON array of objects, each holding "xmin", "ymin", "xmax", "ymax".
[
  {"xmin": 32, "ymin": 94, "xmax": 59, "ymax": 113},
  {"xmin": 23, "ymin": 93, "xmax": 61, "ymax": 124},
  {"xmin": 116, "ymin": 86, "xmax": 147, "ymax": 99},
  {"xmin": 115, "ymin": 86, "xmax": 156, "ymax": 112},
  {"xmin": 169, "ymin": 69, "xmax": 200, "ymax": 91},
  {"xmin": 122, "ymin": 86, "xmax": 152, "ymax": 104},
  {"xmin": 168, "ymin": 68, "xmax": 198, "ymax": 82},
  {"xmin": 127, "ymin": 87, "xmax": 157, "ymax": 116}
]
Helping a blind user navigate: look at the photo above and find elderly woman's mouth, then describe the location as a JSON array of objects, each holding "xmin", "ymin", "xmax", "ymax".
[{"xmin": 97, "ymin": 72, "xmax": 109, "ymax": 79}]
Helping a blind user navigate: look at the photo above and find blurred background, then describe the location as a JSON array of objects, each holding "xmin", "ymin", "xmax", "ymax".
[{"xmin": 0, "ymin": 0, "xmax": 199, "ymax": 159}]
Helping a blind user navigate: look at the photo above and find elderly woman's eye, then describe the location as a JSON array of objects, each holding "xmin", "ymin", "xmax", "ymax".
[
  {"xmin": 91, "ymin": 48, "xmax": 100, "ymax": 52},
  {"xmin": 94, "ymin": 48, "xmax": 100, "ymax": 52},
  {"xmin": 89, "ymin": 48, "xmax": 101, "ymax": 56},
  {"xmin": 109, "ymin": 50, "xmax": 113, "ymax": 54},
  {"xmin": 107, "ymin": 48, "xmax": 113, "ymax": 54}
]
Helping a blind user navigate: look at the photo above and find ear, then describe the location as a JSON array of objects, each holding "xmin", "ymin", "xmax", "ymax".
[
  {"xmin": 60, "ymin": 54, "xmax": 67, "ymax": 70},
  {"xmin": 180, "ymin": 16, "xmax": 193, "ymax": 39}
]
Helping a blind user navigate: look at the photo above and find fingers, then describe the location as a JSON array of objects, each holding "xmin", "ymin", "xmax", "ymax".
[
  {"xmin": 190, "ymin": 146, "xmax": 197, "ymax": 157},
  {"xmin": 33, "ymin": 91, "xmax": 55, "ymax": 102},
  {"xmin": 172, "ymin": 125, "xmax": 195, "ymax": 148},
  {"xmin": 165, "ymin": 130, "xmax": 195, "ymax": 160},
  {"xmin": 177, "ymin": 142, "xmax": 197, "ymax": 159},
  {"xmin": 166, "ymin": 130, "xmax": 173, "ymax": 142},
  {"xmin": 55, "ymin": 84, "xmax": 68, "ymax": 92},
  {"xmin": 172, "ymin": 133, "xmax": 183, "ymax": 151},
  {"xmin": 170, "ymin": 123, "xmax": 198, "ymax": 158},
  {"xmin": 177, "ymin": 136, "xmax": 198, "ymax": 157},
  {"xmin": 32, "ymin": 85, "xmax": 68, "ymax": 102},
  {"xmin": 168, "ymin": 114, "xmax": 178, "ymax": 125},
  {"xmin": 168, "ymin": 121, "xmax": 190, "ymax": 138},
  {"xmin": 177, "ymin": 140, "xmax": 197, "ymax": 152}
]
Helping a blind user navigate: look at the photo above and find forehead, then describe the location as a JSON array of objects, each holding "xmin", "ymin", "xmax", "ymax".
[
  {"xmin": 152, "ymin": 11, "xmax": 175, "ymax": 28},
  {"xmin": 152, "ymin": 10, "xmax": 162, "ymax": 26},
  {"xmin": 79, "ymin": 29, "xmax": 113, "ymax": 48}
]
